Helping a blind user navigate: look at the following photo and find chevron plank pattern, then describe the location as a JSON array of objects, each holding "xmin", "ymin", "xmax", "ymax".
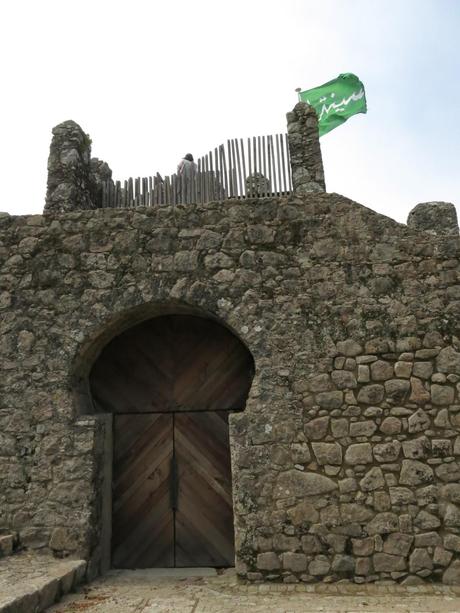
[
  {"xmin": 112, "ymin": 413, "xmax": 174, "ymax": 568},
  {"xmin": 89, "ymin": 315, "xmax": 253, "ymax": 413},
  {"xmin": 174, "ymin": 411, "xmax": 234, "ymax": 567}
]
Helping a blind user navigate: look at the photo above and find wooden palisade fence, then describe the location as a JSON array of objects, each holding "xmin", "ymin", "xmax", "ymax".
[{"xmin": 102, "ymin": 133, "xmax": 292, "ymax": 208}]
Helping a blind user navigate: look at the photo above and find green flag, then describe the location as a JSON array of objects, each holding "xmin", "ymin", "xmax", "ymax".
[{"xmin": 299, "ymin": 73, "xmax": 367, "ymax": 137}]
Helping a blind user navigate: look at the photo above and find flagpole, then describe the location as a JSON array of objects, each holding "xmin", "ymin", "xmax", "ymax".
[{"xmin": 295, "ymin": 87, "xmax": 301, "ymax": 102}]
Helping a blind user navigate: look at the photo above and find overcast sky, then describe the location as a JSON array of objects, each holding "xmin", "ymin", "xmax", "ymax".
[{"xmin": 1, "ymin": 0, "xmax": 459, "ymax": 223}]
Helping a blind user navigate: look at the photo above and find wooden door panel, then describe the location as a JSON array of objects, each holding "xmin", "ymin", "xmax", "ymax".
[
  {"xmin": 112, "ymin": 413, "xmax": 174, "ymax": 568},
  {"xmin": 90, "ymin": 315, "xmax": 253, "ymax": 413},
  {"xmin": 174, "ymin": 411, "xmax": 235, "ymax": 567}
]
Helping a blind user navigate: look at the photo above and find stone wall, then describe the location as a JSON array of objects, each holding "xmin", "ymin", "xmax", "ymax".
[{"xmin": 1, "ymin": 193, "xmax": 460, "ymax": 584}]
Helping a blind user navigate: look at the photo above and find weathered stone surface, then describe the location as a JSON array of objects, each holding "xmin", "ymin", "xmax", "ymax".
[
  {"xmin": 444, "ymin": 534, "xmax": 460, "ymax": 552},
  {"xmin": 379, "ymin": 416, "xmax": 402, "ymax": 435},
  {"xmin": 409, "ymin": 548, "xmax": 433, "ymax": 572},
  {"xmin": 443, "ymin": 560, "xmax": 460, "ymax": 584},
  {"xmin": 308, "ymin": 555, "xmax": 330, "ymax": 575},
  {"xmin": 402, "ymin": 436, "xmax": 430, "ymax": 459},
  {"xmin": 331, "ymin": 370, "xmax": 357, "ymax": 389},
  {"xmin": 407, "ymin": 201, "xmax": 459, "ymax": 236},
  {"xmin": 316, "ymin": 391, "xmax": 343, "ymax": 409},
  {"xmin": 257, "ymin": 552, "xmax": 280, "ymax": 570},
  {"xmin": 274, "ymin": 470, "xmax": 337, "ymax": 498},
  {"xmin": 383, "ymin": 533, "xmax": 414, "ymax": 556},
  {"xmin": 287, "ymin": 102, "xmax": 325, "ymax": 193},
  {"xmin": 370, "ymin": 360, "xmax": 394, "ymax": 381},
  {"xmin": 357, "ymin": 385, "xmax": 384, "ymax": 404},
  {"xmin": 331, "ymin": 418, "xmax": 348, "ymax": 438},
  {"xmin": 287, "ymin": 501, "xmax": 320, "ymax": 525},
  {"xmin": 336, "ymin": 340, "xmax": 363, "ymax": 357},
  {"xmin": 331, "ymin": 554, "xmax": 355, "ymax": 573},
  {"xmin": 414, "ymin": 510, "xmax": 441, "ymax": 530},
  {"xmin": 408, "ymin": 409, "xmax": 431, "ymax": 433},
  {"xmin": 367, "ymin": 513, "xmax": 399, "ymax": 535},
  {"xmin": 435, "ymin": 462, "xmax": 460, "ymax": 482},
  {"xmin": 385, "ymin": 379, "xmax": 411, "ymax": 401},
  {"xmin": 433, "ymin": 546, "xmax": 453, "ymax": 566},
  {"xmin": 412, "ymin": 362, "xmax": 433, "ymax": 379},
  {"xmin": 349, "ymin": 420, "xmax": 377, "ymax": 437},
  {"xmin": 340, "ymin": 503, "xmax": 373, "ymax": 524},
  {"xmin": 373, "ymin": 441, "xmax": 401, "ymax": 463},
  {"xmin": 437, "ymin": 347, "xmax": 460, "ymax": 375},
  {"xmin": 394, "ymin": 361, "xmax": 413, "ymax": 378},
  {"xmin": 345, "ymin": 443, "xmax": 373, "ymax": 465},
  {"xmin": 359, "ymin": 467, "xmax": 385, "ymax": 492},
  {"xmin": 431, "ymin": 384, "xmax": 455, "ymax": 405},
  {"xmin": 281, "ymin": 552, "xmax": 307, "ymax": 572},
  {"xmin": 352, "ymin": 537, "xmax": 374, "ymax": 556},
  {"xmin": 399, "ymin": 459, "xmax": 434, "ymax": 485},
  {"xmin": 389, "ymin": 487, "xmax": 416, "ymax": 505},
  {"xmin": 373, "ymin": 552, "xmax": 406, "ymax": 572},
  {"xmin": 441, "ymin": 484, "xmax": 460, "ymax": 504},
  {"xmin": 312, "ymin": 442, "xmax": 342, "ymax": 465},
  {"xmin": 409, "ymin": 377, "xmax": 431, "ymax": 404},
  {"xmin": 304, "ymin": 416, "xmax": 329, "ymax": 440}
]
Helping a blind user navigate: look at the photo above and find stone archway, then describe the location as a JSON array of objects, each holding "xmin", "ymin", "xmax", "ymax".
[{"xmin": 88, "ymin": 313, "xmax": 254, "ymax": 568}]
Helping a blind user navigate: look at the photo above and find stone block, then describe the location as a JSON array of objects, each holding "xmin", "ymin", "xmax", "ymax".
[
  {"xmin": 316, "ymin": 391, "xmax": 343, "ymax": 409},
  {"xmin": 412, "ymin": 362, "xmax": 433, "ymax": 379},
  {"xmin": 304, "ymin": 416, "xmax": 329, "ymax": 440},
  {"xmin": 408, "ymin": 409, "xmax": 431, "ymax": 433},
  {"xmin": 414, "ymin": 510, "xmax": 441, "ymax": 530},
  {"xmin": 437, "ymin": 347, "xmax": 460, "ymax": 375},
  {"xmin": 373, "ymin": 552, "xmax": 406, "ymax": 572},
  {"xmin": 257, "ymin": 552, "xmax": 280, "ymax": 570},
  {"xmin": 400, "ymin": 459, "xmax": 434, "ymax": 486},
  {"xmin": 431, "ymin": 384, "xmax": 455, "ymax": 405},
  {"xmin": 409, "ymin": 377, "xmax": 431, "ymax": 404},
  {"xmin": 352, "ymin": 537, "xmax": 374, "ymax": 556},
  {"xmin": 337, "ymin": 340, "xmax": 363, "ymax": 356},
  {"xmin": 389, "ymin": 487, "xmax": 416, "ymax": 505},
  {"xmin": 312, "ymin": 442, "xmax": 342, "ymax": 465},
  {"xmin": 331, "ymin": 554, "xmax": 355, "ymax": 573},
  {"xmin": 384, "ymin": 379, "xmax": 411, "ymax": 401},
  {"xmin": 383, "ymin": 533, "xmax": 414, "ymax": 556},
  {"xmin": 331, "ymin": 370, "xmax": 357, "ymax": 389},
  {"xmin": 349, "ymin": 420, "xmax": 377, "ymax": 437},
  {"xmin": 402, "ymin": 436, "xmax": 430, "ymax": 459},
  {"xmin": 331, "ymin": 418, "xmax": 348, "ymax": 438},
  {"xmin": 367, "ymin": 512, "xmax": 399, "ymax": 535},
  {"xmin": 274, "ymin": 470, "xmax": 337, "ymax": 498},
  {"xmin": 409, "ymin": 548, "xmax": 433, "ymax": 572},
  {"xmin": 370, "ymin": 360, "xmax": 394, "ymax": 381},
  {"xmin": 357, "ymin": 384, "xmax": 384, "ymax": 404},
  {"xmin": 360, "ymin": 467, "xmax": 385, "ymax": 492},
  {"xmin": 309, "ymin": 555, "xmax": 331, "ymax": 575},
  {"xmin": 281, "ymin": 552, "xmax": 307, "ymax": 572},
  {"xmin": 379, "ymin": 416, "xmax": 402, "ymax": 435},
  {"xmin": 345, "ymin": 443, "xmax": 373, "ymax": 465},
  {"xmin": 373, "ymin": 441, "xmax": 401, "ymax": 463},
  {"xmin": 394, "ymin": 361, "xmax": 413, "ymax": 378},
  {"xmin": 433, "ymin": 546, "xmax": 453, "ymax": 567},
  {"xmin": 443, "ymin": 560, "xmax": 460, "ymax": 584}
]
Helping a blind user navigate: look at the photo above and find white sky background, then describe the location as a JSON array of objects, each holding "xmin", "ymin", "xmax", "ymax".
[{"xmin": 0, "ymin": 0, "xmax": 459, "ymax": 222}]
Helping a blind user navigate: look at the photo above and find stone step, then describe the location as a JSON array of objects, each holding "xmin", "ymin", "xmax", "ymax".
[{"xmin": 0, "ymin": 551, "xmax": 86, "ymax": 613}]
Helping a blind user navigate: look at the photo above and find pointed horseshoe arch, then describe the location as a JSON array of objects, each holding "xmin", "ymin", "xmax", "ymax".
[{"xmin": 88, "ymin": 313, "xmax": 254, "ymax": 568}]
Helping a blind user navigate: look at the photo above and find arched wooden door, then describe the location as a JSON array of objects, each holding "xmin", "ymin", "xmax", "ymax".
[{"xmin": 89, "ymin": 315, "xmax": 253, "ymax": 568}]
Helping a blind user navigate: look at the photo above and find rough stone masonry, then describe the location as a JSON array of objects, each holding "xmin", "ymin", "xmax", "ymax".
[{"xmin": 1, "ymin": 104, "xmax": 460, "ymax": 586}]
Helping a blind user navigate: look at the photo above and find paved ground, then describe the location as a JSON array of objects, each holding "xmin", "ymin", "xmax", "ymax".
[{"xmin": 47, "ymin": 568, "xmax": 460, "ymax": 613}]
